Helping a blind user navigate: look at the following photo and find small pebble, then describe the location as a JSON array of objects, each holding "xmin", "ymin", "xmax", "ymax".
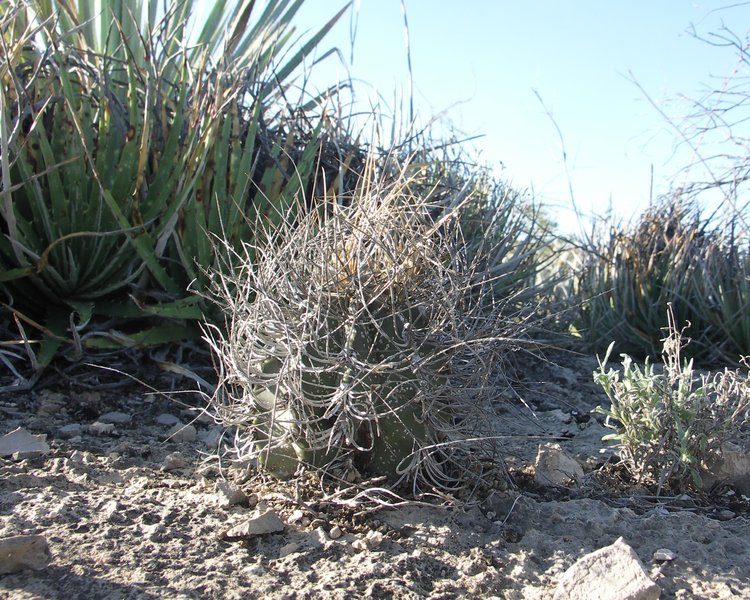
[
  {"xmin": 200, "ymin": 427, "xmax": 223, "ymax": 449},
  {"xmin": 713, "ymin": 509, "xmax": 736, "ymax": 521},
  {"xmin": 165, "ymin": 423, "xmax": 197, "ymax": 443},
  {"xmin": 329, "ymin": 525, "xmax": 343, "ymax": 540},
  {"xmin": 215, "ymin": 481, "xmax": 248, "ymax": 507},
  {"xmin": 58, "ymin": 423, "xmax": 83, "ymax": 438},
  {"xmin": 155, "ymin": 414, "xmax": 180, "ymax": 426},
  {"xmin": 278, "ymin": 542, "xmax": 300, "ymax": 558},
  {"xmin": 288, "ymin": 510, "xmax": 305, "ymax": 524},
  {"xmin": 162, "ymin": 451, "xmax": 188, "ymax": 471},
  {"xmin": 653, "ymin": 548, "xmax": 677, "ymax": 562},
  {"xmin": 89, "ymin": 422, "xmax": 115, "ymax": 435}
]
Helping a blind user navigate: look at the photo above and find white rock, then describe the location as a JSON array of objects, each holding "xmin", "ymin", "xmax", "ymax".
[
  {"xmin": 553, "ymin": 537, "xmax": 661, "ymax": 600},
  {"xmin": 215, "ymin": 481, "xmax": 248, "ymax": 506},
  {"xmin": 221, "ymin": 510, "xmax": 285, "ymax": 540},
  {"xmin": 164, "ymin": 423, "xmax": 197, "ymax": 443},
  {"xmin": 534, "ymin": 443, "xmax": 584, "ymax": 487},
  {"xmin": 328, "ymin": 525, "xmax": 343, "ymax": 540},
  {"xmin": 98, "ymin": 411, "xmax": 132, "ymax": 425},
  {"xmin": 155, "ymin": 413, "xmax": 180, "ymax": 426},
  {"xmin": 288, "ymin": 509, "xmax": 305, "ymax": 524},
  {"xmin": 89, "ymin": 422, "xmax": 115, "ymax": 435},
  {"xmin": 0, "ymin": 535, "xmax": 52, "ymax": 574},
  {"xmin": 653, "ymin": 548, "xmax": 676, "ymax": 562},
  {"xmin": 0, "ymin": 428, "xmax": 50, "ymax": 459}
]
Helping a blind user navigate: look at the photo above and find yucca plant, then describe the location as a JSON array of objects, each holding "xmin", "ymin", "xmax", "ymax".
[
  {"xmin": 689, "ymin": 223, "xmax": 750, "ymax": 363},
  {"xmin": 0, "ymin": 0, "xmax": 350, "ymax": 372},
  {"xmin": 572, "ymin": 194, "xmax": 750, "ymax": 363},
  {"xmin": 204, "ymin": 155, "xmax": 540, "ymax": 496},
  {"xmin": 572, "ymin": 197, "xmax": 713, "ymax": 359}
]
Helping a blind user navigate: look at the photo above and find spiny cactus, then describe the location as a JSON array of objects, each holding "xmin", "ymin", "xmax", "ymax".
[{"xmin": 205, "ymin": 160, "xmax": 537, "ymax": 494}]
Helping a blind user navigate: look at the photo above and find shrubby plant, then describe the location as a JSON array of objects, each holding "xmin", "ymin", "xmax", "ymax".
[
  {"xmin": 204, "ymin": 156, "xmax": 546, "ymax": 496},
  {"xmin": 594, "ymin": 308, "xmax": 750, "ymax": 493}
]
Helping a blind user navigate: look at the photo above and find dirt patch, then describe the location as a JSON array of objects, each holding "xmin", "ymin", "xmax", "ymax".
[{"xmin": 1, "ymin": 353, "xmax": 748, "ymax": 599}]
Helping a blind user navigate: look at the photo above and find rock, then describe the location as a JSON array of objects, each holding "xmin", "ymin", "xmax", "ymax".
[
  {"xmin": 221, "ymin": 510, "xmax": 285, "ymax": 540},
  {"xmin": 701, "ymin": 443, "xmax": 750, "ymax": 495},
  {"xmin": 215, "ymin": 481, "xmax": 248, "ymax": 506},
  {"xmin": 328, "ymin": 525, "xmax": 343, "ymax": 540},
  {"xmin": 288, "ymin": 509, "xmax": 305, "ymax": 524},
  {"xmin": 162, "ymin": 451, "xmax": 188, "ymax": 471},
  {"xmin": 58, "ymin": 423, "xmax": 83, "ymax": 438},
  {"xmin": 165, "ymin": 423, "xmax": 197, "ymax": 443},
  {"xmin": 652, "ymin": 548, "xmax": 676, "ymax": 562},
  {"xmin": 534, "ymin": 443, "xmax": 584, "ymax": 487},
  {"xmin": 200, "ymin": 427, "xmax": 223, "ymax": 449},
  {"xmin": 155, "ymin": 413, "xmax": 180, "ymax": 426},
  {"xmin": 0, "ymin": 535, "xmax": 52, "ymax": 574},
  {"xmin": 89, "ymin": 422, "xmax": 115, "ymax": 435},
  {"xmin": 553, "ymin": 537, "xmax": 660, "ymax": 600},
  {"xmin": 352, "ymin": 529, "xmax": 384, "ymax": 552},
  {"xmin": 98, "ymin": 411, "xmax": 132, "ymax": 425},
  {"xmin": 0, "ymin": 428, "xmax": 50, "ymax": 459},
  {"xmin": 278, "ymin": 542, "xmax": 300, "ymax": 558},
  {"xmin": 37, "ymin": 398, "xmax": 63, "ymax": 416}
]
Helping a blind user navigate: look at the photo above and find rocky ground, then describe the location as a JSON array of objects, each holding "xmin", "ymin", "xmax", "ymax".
[{"xmin": 1, "ymin": 352, "xmax": 749, "ymax": 599}]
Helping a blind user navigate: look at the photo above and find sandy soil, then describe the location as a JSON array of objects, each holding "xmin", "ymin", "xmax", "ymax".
[{"xmin": 1, "ymin": 353, "xmax": 748, "ymax": 599}]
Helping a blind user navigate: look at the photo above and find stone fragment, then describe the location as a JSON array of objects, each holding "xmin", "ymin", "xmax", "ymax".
[
  {"xmin": 0, "ymin": 428, "xmax": 50, "ymax": 459},
  {"xmin": 0, "ymin": 535, "xmax": 52, "ymax": 574},
  {"xmin": 652, "ymin": 548, "xmax": 676, "ymax": 562},
  {"xmin": 352, "ymin": 529, "xmax": 384, "ymax": 552},
  {"xmin": 534, "ymin": 443, "xmax": 584, "ymax": 487},
  {"xmin": 89, "ymin": 422, "xmax": 115, "ymax": 435},
  {"xmin": 701, "ymin": 442, "xmax": 750, "ymax": 495},
  {"xmin": 155, "ymin": 413, "xmax": 180, "ymax": 426},
  {"xmin": 58, "ymin": 423, "xmax": 83, "ymax": 438},
  {"xmin": 215, "ymin": 481, "xmax": 248, "ymax": 507},
  {"xmin": 200, "ymin": 427, "xmax": 223, "ymax": 449},
  {"xmin": 278, "ymin": 542, "xmax": 300, "ymax": 558},
  {"xmin": 221, "ymin": 510, "xmax": 285, "ymax": 540},
  {"xmin": 162, "ymin": 451, "xmax": 188, "ymax": 471},
  {"xmin": 288, "ymin": 509, "xmax": 305, "ymax": 524},
  {"xmin": 328, "ymin": 525, "xmax": 343, "ymax": 540},
  {"xmin": 553, "ymin": 537, "xmax": 660, "ymax": 600},
  {"xmin": 165, "ymin": 423, "xmax": 197, "ymax": 443},
  {"xmin": 37, "ymin": 397, "xmax": 64, "ymax": 416},
  {"xmin": 98, "ymin": 411, "xmax": 132, "ymax": 425}
]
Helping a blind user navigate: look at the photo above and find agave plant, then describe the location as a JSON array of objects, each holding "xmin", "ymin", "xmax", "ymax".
[
  {"xmin": 572, "ymin": 198, "xmax": 708, "ymax": 359},
  {"xmin": 572, "ymin": 194, "xmax": 750, "ymax": 363},
  {"xmin": 0, "ymin": 0, "xmax": 351, "ymax": 372},
  {"xmin": 204, "ymin": 155, "xmax": 542, "ymax": 495}
]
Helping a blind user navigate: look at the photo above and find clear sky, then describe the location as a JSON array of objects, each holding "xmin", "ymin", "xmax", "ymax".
[{"xmin": 288, "ymin": 0, "xmax": 749, "ymax": 233}]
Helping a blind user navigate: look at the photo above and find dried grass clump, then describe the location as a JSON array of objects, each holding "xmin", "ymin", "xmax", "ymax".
[{"xmin": 204, "ymin": 160, "xmax": 533, "ymax": 496}]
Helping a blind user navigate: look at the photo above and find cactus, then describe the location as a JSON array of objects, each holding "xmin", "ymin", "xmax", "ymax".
[{"xmin": 206, "ymin": 164, "xmax": 533, "ymax": 494}]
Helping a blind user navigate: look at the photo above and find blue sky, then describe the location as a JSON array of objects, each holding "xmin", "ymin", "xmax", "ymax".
[{"xmin": 288, "ymin": 0, "xmax": 748, "ymax": 232}]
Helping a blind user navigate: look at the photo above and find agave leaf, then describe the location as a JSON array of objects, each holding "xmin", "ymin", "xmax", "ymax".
[{"xmin": 83, "ymin": 322, "xmax": 201, "ymax": 349}]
